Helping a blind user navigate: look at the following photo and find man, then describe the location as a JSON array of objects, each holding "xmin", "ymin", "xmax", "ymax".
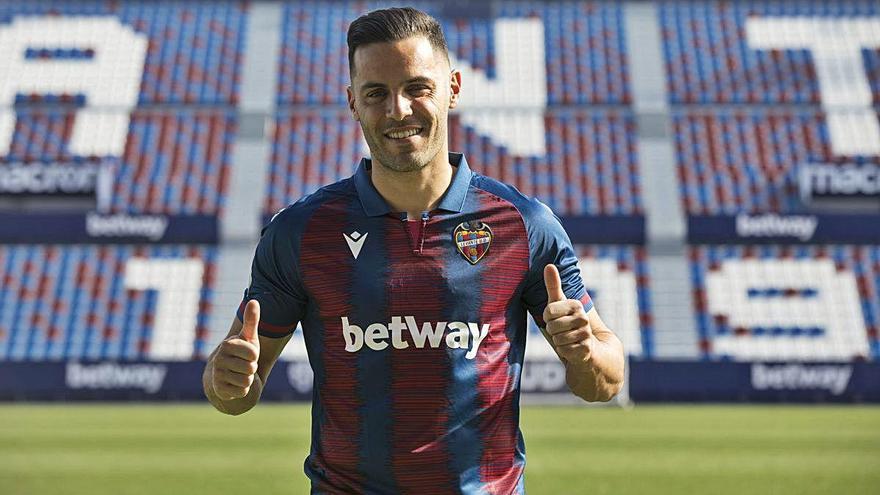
[{"xmin": 203, "ymin": 7, "xmax": 624, "ymax": 494}]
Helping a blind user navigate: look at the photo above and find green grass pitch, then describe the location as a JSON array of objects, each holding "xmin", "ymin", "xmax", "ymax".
[{"xmin": 0, "ymin": 404, "xmax": 878, "ymax": 494}]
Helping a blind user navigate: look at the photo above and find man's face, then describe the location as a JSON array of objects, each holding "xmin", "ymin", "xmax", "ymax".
[{"xmin": 347, "ymin": 36, "xmax": 460, "ymax": 173}]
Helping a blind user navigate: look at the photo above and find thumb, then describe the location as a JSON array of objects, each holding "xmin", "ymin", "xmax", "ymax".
[
  {"xmin": 544, "ymin": 264, "xmax": 567, "ymax": 304},
  {"xmin": 239, "ymin": 299, "xmax": 261, "ymax": 347}
]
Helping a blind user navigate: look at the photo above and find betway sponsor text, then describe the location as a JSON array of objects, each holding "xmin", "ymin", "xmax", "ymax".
[
  {"xmin": 751, "ymin": 363, "xmax": 852, "ymax": 396},
  {"xmin": 735, "ymin": 213, "xmax": 818, "ymax": 241},
  {"xmin": 66, "ymin": 362, "xmax": 167, "ymax": 394},
  {"xmin": 86, "ymin": 212, "xmax": 168, "ymax": 241},
  {"xmin": 342, "ymin": 316, "xmax": 490, "ymax": 360}
]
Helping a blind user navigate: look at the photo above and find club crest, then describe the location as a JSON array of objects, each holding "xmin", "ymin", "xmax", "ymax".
[{"xmin": 453, "ymin": 221, "xmax": 493, "ymax": 265}]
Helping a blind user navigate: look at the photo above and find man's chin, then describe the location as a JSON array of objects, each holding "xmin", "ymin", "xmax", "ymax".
[
  {"xmin": 373, "ymin": 152, "xmax": 428, "ymax": 173},
  {"xmin": 381, "ymin": 161, "xmax": 427, "ymax": 173}
]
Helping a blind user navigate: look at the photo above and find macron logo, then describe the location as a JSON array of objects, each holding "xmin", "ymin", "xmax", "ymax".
[
  {"xmin": 344, "ymin": 231, "xmax": 368, "ymax": 259},
  {"xmin": 342, "ymin": 316, "xmax": 490, "ymax": 360}
]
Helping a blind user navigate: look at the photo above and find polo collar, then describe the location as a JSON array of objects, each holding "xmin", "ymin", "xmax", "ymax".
[{"xmin": 354, "ymin": 152, "xmax": 472, "ymax": 217}]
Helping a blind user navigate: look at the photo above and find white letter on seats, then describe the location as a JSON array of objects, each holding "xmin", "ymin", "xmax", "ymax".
[
  {"xmin": 706, "ymin": 258, "xmax": 868, "ymax": 360},
  {"xmin": 0, "ymin": 16, "xmax": 148, "ymax": 156},
  {"xmin": 746, "ymin": 17, "xmax": 880, "ymax": 156}
]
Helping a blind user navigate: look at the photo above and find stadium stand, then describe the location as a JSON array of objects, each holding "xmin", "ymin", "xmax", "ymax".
[
  {"xmin": 452, "ymin": 111, "xmax": 641, "ymax": 215},
  {"xmin": 113, "ymin": 110, "xmax": 236, "ymax": 215},
  {"xmin": 658, "ymin": 0, "xmax": 880, "ymax": 105},
  {"xmin": 0, "ymin": 0, "xmax": 248, "ymax": 105},
  {"xmin": 576, "ymin": 245, "xmax": 653, "ymax": 358},
  {"xmin": 671, "ymin": 108, "xmax": 880, "ymax": 215},
  {"xmin": 277, "ymin": 1, "xmax": 630, "ymax": 105},
  {"xmin": 0, "ymin": 1, "xmax": 243, "ymax": 365},
  {"xmin": 4, "ymin": 108, "xmax": 236, "ymax": 215},
  {"xmin": 661, "ymin": 0, "xmax": 880, "ymax": 363},
  {"xmin": 689, "ymin": 245, "xmax": 880, "ymax": 361},
  {"xmin": 0, "ymin": 245, "xmax": 218, "ymax": 361},
  {"xmin": 1, "ymin": 1, "xmax": 244, "ymax": 215},
  {"xmin": 266, "ymin": 111, "xmax": 361, "ymax": 212}
]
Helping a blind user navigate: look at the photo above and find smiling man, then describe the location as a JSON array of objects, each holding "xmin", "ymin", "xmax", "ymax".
[{"xmin": 203, "ymin": 7, "xmax": 624, "ymax": 494}]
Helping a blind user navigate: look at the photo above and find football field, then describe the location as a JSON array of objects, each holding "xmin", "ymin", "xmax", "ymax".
[{"xmin": 0, "ymin": 404, "xmax": 877, "ymax": 494}]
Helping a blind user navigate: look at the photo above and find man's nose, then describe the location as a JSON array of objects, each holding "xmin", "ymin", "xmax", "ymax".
[{"xmin": 386, "ymin": 93, "xmax": 413, "ymax": 121}]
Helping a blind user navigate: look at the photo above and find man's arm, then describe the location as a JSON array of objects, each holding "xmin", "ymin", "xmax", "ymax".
[
  {"xmin": 541, "ymin": 265, "xmax": 625, "ymax": 402},
  {"xmin": 561, "ymin": 307, "xmax": 624, "ymax": 402},
  {"xmin": 203, "ymin": 300, "xmax": 292, "ymax": 415}
]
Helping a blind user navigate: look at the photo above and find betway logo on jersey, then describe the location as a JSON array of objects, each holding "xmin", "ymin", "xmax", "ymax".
[{"xmin": 342, "ymin": 316, "xmax": 490, "ymax": 360}]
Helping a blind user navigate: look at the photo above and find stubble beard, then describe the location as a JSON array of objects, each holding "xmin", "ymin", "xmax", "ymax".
[{"xmin": 365, "ymin": 118, "xmax": 447, "ymax": 174}]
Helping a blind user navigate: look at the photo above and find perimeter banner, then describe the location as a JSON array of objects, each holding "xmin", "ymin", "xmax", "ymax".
[
  {"xmin": 0, "ymin": 359, "xmax": 572, "ymax": 401},
  {"xmin": 2, "ymin": 359, "xmax": 879, "ymax": 402},
  {"xmin": 0, "ymin": 212, "xmax": 218, "ymax": 244},
  {"xmin": 688, "ymin": 214, "xmax": 880, "ymax": 244},
  {"xmin": 629, "ymin": 360, "xmax": 880, "ymax": 403}
]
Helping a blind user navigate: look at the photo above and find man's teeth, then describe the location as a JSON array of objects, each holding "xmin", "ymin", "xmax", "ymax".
[{"xmin": 387, "ymin": 128, "xmax": 420, "ymax": 139}]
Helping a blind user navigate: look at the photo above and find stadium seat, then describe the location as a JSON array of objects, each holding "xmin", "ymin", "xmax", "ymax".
[
  {"xmin": 672, "ymin": 108, "xmax": 880, "ymax": 214},
  {"xmin": 658, "ymin": 0, "xmax": 880, "ymax": 105},
  {"xmin": 689, "ymin": 245, "xmax": 879, "ymax": 361},
  {"xmin": 276, "ymin": 1, "xmax": 631, "ymax": 105},
  {"xmin": 0, "ymin": 0, "xmax": 248, "ymax": 105},
  {"xmin": 3, "ymin": 108, "xmax": 236, "ymax": 215},
  {"xmin": 575, "ymin": 245, "xmax": 653, "ymax": 358},
  {"xmin": 0, "ymin": 245, "xmax": 218, "ymax": 361}
]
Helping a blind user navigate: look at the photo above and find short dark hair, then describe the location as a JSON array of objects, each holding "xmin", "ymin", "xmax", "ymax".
[{"xmin": 347, "ymin": 7, "xmax": 449, "ymax": 77}]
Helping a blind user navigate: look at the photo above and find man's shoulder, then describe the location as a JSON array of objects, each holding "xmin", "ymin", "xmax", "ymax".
[
  {"xmin": 264, "ymin": 177, "xmax": 357, "ymax": 231},
  {"xmin": 470, "ymin": 172, "xmax": 557, "ymax": 225}
]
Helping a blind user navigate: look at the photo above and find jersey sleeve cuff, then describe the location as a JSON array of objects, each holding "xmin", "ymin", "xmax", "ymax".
[
  {"xmin": 236, "ymin": 300, "xmax": 297, "ymax": 338},
  {"xmin": 579, "ymin": 292, "xmax": 594, "ymax": 313}
]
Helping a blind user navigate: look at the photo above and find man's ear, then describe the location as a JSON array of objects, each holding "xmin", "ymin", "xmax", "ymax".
[
  {"xmin": 448, "ymin": 69, "xmax": 462, "ymax": 109},
  {"xmin": 346, "ymin": 86, "xmax": 360, "ymax": 121}
]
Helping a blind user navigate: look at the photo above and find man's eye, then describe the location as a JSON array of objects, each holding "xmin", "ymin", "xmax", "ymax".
[
  {"xmin": 410, "ymin": 86, "xmax": 431, "ymax": 95},
  {"xmin": 366, "ymin": 90, "xmax": 385, "ymax": 99}
]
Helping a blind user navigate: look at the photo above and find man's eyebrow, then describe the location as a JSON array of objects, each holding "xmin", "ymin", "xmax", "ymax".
[
  {"xmin": 359, "ymin": 81, "xmax": 386, "ymax": 91},
  {"xmin": 405, "ymin": 76, "xmax": 435, "ymax": 85},
  {"xmin": 358, "ymin": 77, "xmax": 435, "ymax": 91}
]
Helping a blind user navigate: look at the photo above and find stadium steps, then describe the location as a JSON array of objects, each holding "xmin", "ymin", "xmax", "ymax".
[
  {"xmin": 206, "ymin": 2, "xmax": 284, "ymax": 354},
  {"xmin": 624, "ymin": 1, "xmax": 696, "ymax": 357},
  {"xmin": 205, "ymin": 242, "xmax": 256, "ymax": 357},
  {"xmin": 648, "ymin": 252, "xmax": 699, "ymax": 358},
  {"xmin": 220, "ymin": 1, "xmax": 282, "ymax": 242}
]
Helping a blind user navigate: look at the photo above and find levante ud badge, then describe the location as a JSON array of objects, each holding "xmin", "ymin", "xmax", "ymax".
[{"xmin": 454, "ymin": 221, "xmax": 493, "ymax": 265}]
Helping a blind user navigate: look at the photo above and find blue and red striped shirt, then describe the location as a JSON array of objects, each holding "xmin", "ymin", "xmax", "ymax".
[{"xmin": 239, "ymin": 153, "xmax": 592, "ymax": 494}]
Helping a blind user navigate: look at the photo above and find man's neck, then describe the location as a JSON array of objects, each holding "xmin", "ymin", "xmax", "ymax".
[{"xmin": 370, "ymin": 153, "xmax": 454, "ymax": 220}]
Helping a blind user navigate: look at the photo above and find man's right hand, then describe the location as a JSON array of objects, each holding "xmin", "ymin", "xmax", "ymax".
[{"xmin": 211, "ymin": 300, "xmax": 261, "ymax": 401}]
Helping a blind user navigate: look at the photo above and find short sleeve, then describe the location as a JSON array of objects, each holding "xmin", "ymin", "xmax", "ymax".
[
  {"xmin": 236, "ymin": 215, "xmax": 308, "ymax": 338},
  {"xmin": 520, "ymin": 200, "xmax": 594, "ymax": 327}
]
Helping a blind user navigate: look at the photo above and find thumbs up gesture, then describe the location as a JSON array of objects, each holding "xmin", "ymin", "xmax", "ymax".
[
  {"xmin": 212, "ymin": 300, "xmax": 261, "ymax": 401},
  {"xmin": 542, "ymin": 264, "xmax": 594, "ymax": 365}
]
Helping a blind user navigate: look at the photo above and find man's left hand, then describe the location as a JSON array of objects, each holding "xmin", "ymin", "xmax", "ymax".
[{"xmin": 542, "ymin": 264, "xmax": 595, "ymax": 365}]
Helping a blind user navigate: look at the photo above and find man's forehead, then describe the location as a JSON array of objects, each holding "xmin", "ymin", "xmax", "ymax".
[{"xmin": 352, "ymin": 36, "xmax": 447, "ymax": 85}]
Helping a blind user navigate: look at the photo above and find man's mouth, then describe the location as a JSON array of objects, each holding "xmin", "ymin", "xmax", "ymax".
[{"xmin": 384, "ymin": 127, "xmax": 423, "ymax": 140}]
